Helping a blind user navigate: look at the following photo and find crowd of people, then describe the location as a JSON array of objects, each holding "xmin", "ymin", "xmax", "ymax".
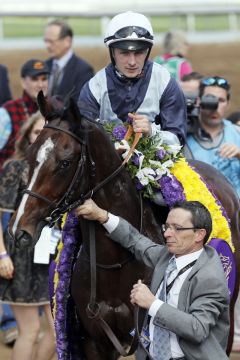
[{"xmin": 0, "ymin": 10, "xmax": 239, "ymax": 360}]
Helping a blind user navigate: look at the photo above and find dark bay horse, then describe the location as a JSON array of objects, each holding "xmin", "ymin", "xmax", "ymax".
[{"xmin": 8, "ymin": 93, "xmax": 240, "ymax": 359}]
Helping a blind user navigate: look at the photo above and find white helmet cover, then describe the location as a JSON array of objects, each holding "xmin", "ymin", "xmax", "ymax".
[{"xmin": 104, "ymin": 11, "xmax": 154, "ymax": 48}]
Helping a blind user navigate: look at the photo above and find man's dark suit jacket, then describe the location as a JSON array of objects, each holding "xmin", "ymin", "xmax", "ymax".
[
  {"xmin": 46, "ymin": 53, "xmax": 94, "ymax": 102},
  {"xmin": 0, "ymin": 64, "xmax": 12, "ymax": 106}
]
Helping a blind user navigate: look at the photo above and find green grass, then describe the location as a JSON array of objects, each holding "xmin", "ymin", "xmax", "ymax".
[{"xmin": 1, "ymin": 14, "xmax": 238, "ymax": 38}]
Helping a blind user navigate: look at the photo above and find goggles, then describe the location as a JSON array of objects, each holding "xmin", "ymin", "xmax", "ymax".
[
  {"xmin": 201, "ymin": 77, "xmax": 230, "ymax": 89},
  {"xmin": 104, "ymin": 26, "xmax": 153, "ymax": 44}
]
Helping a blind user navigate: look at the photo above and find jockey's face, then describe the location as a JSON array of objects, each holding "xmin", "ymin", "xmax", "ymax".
[
  {"xmin": 200, "ymin": 86, "xmax": 229, "ymax": 128},
  {"xmin": 44, "ymin": 24, "xmax": 72, "ymax": 59},
  {"xmin": 21, "ymin": 74, "xmax": 48, "ymax": 100},
  {"xmin": 112, "ymin": 48, "xmax": 148, "ymax": 78},
  {"xmin": 163, "ymin": 208, "xmax": 205, "ymax": 257}
]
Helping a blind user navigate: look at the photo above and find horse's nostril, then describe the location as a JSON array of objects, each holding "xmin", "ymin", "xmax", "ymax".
[{"xmin": 15, "ymin": 230, "xmax": 32, "ymax": 249}]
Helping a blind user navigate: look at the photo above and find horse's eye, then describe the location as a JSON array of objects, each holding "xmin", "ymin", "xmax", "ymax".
[{"xmin": 58, "ymin": 160, "xmax": 71, "ymax": 169}]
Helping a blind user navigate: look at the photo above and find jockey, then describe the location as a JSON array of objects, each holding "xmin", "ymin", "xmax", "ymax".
[{"xmin": 78, "ymin": 11, "xmax": 187, "ymax": 146}]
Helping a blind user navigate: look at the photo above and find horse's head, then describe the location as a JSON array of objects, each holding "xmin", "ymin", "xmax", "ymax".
[
  {"xmin": 8, "ymin": 91, "xmax": 88, "ymax": 247},
  {"xmin": 9, "ymin": 91, "xmax": 124, "ymax": 249}
]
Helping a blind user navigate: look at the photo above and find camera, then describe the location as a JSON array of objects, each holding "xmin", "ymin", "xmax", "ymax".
[{"xmin": 186, "ymin": 94, "xmax": 219, "ymax": 133}]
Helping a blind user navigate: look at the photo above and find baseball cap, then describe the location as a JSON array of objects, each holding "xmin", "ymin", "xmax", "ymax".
[{"xmin": 21, "ymin": 59, "xmax": 50, "ymax": 78}]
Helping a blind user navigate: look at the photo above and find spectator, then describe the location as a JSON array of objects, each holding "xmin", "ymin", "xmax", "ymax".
[
  {"xmin": 79, "ymin": 11, "xmax": 187, "ymax": 146},
  {"xmin": 0, "ymin": 64, "xmax": 12, "ymax": 105},
  {"xmin": 154, "ymin": 30, "xmax": 192, "ymax": 81},
  {"xmin": 0, "ymin": 58, "xmax": 50, "ymax": 171},
  {"xmin": 184, "ymin": 76, "xmax": 240, "ymax": 196},
  {"xmin": 180, "ymin": 71, "xmax": 204, "ymax": 98},
  {"xmin": 76, "ymin": 198, "xmax": 230, "ymax": 360},
  {"xmin": 44, "ymin": 19, "xmax": 94, "ymax": 101},
  {"xmin": 0, "ymin": 111, "xmax": 56, "ymax": 360}
]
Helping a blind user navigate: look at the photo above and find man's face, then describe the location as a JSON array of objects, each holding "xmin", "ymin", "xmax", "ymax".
[
  {"xmin": 163, "ymin": 208, "xmax": 204, "ymax": 257},
  {"xmin": 200, "ymin": 86, "xmax": 229, "ymax": 128},
  {"xmin": 44, "ymin": 25, "xmax": 71, "ymax": 59},
  {"xmin": 180, "ymin": 79, "xmax": 200, "ymax": 98},
  {"xmin": 112, "ymin": 47, "xmax": 148, "ymax": 78},
  {"xmin": 21, "ymin": 74, "xmax": 48, "ymax": 100}
]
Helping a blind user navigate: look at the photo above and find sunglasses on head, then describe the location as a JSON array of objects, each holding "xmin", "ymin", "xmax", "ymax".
[
  {"xmin": 201, "ymin": 77, "xmax": 229, "ymax": 89},
  {"xmin": 104, "ymin": 26, "xmax": 153, "ymax": 43}
]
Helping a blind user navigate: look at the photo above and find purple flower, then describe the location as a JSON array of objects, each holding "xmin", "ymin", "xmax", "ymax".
[
  {"xmin": 156, "ymin": 148, "xmax": 166, "ymax": 160},
  {"xmin": 135, "ymin": 179, "xmax": 144, "ymax": 190},
  {"xmin": 112, "ymin": 125, "xmax": 127, "ymax": 141},
  {"xmin": 159, "ymin": 175, "xmax": 186, "ymax": 207},
  {"xmin": 132, "ymin": 154, "xmax": 140, "ymax": 166}
]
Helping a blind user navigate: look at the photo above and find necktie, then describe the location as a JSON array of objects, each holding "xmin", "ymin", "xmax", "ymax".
[
  {"xmin": 152, "ymin": 257, "xmax": 177, "ymax": 360},
  {"xmin": 49, "ymin": 63, "xmax": 61, "ymax": 95}
]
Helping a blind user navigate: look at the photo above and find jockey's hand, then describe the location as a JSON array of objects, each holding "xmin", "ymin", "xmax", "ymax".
[
  {"xmin": 128, "ymin": 113, "xmax": 152, "ymax": 136},
  {"xmin": 219, "ymin": 143, "xmax": 240, "ymax": 159},
  {"xmin": 130, "ymin": 280, "xmax": 155, "ymax": 309},
  {"xmin": 0, "ymin": 255, "xmax": 14, "ymax": 279},
  {"xmin": 75, "ymin": 199, "xmax": 108, "ymax": 224}
]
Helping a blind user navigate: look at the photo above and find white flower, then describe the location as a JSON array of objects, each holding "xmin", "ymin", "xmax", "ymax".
[
  {"xmin": 133, "ymin": 149, "xmax": 145, "ymax": 169},
  {"xmin": 166, "ymin": 144, "xmax": 182, "ymax": 157},
  {"xmin": 136, "ymin": 167, "xmax": 156, "ymax": 185},
  {"xmin": 162, "ymin": 159, "xmax": 174, "ymax": 169},
  {"xmin": 155, "ymin": 167, "xmax": 169, "ymax": 179},
  {"xmin": 114, "ymin": 140, "xmax": 130, "ymax": 159}
]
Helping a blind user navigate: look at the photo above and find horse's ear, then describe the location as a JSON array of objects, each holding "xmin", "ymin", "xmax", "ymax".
[
  {"xmin": 69, "ymin": 97, "xmax": 82, "ymax": 122},
  {"xmin": 37, "ymin": 90, "xmax": 55, "ymax": 119}
]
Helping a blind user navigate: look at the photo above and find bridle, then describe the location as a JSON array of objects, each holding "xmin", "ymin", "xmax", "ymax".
[{"xmin": 23, "ymin": 123, "xmax": 126, "ymax": 227}]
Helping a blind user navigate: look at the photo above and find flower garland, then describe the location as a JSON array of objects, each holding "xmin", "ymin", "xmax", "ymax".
[
  {"xmin": 104, "ymin": 122, "xmax": 183, "ymax": 199},
  {"xmin": 53, "ymin": 212, "xmax": 80, "ymax": 359},
  {"xmin": 104, "ymin": 122, "xmax": 233, "ymax": 251},
  {"xmin": 170, "ymin": 158, "xmax": 234, "ymax": 252}
]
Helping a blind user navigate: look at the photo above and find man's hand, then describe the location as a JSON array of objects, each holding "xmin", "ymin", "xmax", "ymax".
[
  {"xmin": 130, "ymin": 280, "xmax": 155, "ymax": 309},
  {"xmin": 75, "ymin": 199, "xmax": 108, "ymax": 224},
  {"xmin": 128, "ymin": 113, "xmax": 152, "ymax": 136},
  {"xmin": 219, "ymin": 143, "xmax": 240, "ymax": 159}
]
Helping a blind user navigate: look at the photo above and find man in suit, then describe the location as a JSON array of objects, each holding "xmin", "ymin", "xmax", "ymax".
[
  {"xmin": 76, "ymin": 199, "xmax": 230, "ymax": 360},
  {"xmin": 44, "ymin": 19, "xmax": 94, "ymax": 102},
  {"xmin": 0, "ymin": 64, "xmax": 12, "ymax": 106}
]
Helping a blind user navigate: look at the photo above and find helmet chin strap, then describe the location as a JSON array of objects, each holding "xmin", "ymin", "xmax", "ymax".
[
  {"xmin": 110, "ymin": 46, "xmax": 151, "ymax": 82},
  {"xmin": 114, "ymin": 67, "xmax": 144, "ymax": 81}
]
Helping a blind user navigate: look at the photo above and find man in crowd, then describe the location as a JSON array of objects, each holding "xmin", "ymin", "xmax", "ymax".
[
  {"xmin": 78, "ymin": 11, "xmax": 187, "ymax": 146},
  {"xmin": 44, "ymin": 19, "xmax": 94, "ymax": 101},
  {"xmin": 76, "ymin": 198, "xmax": 230, "ymax": 360},
  {"xmin": 184, "ymin": 76, "xmax": 240, "ymax": 196},
  {"xmin": 0, "ymin": 59, "xmax": 49, "ymax": 171}
]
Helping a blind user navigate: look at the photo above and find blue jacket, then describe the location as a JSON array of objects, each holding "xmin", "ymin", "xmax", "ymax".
[{"xmin": 78, "ymin": 61, "xmax": 187, "ymax": 145}]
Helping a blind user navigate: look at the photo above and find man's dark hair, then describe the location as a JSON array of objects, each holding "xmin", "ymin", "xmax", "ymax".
[
  {"xmin": 47, "ymin": 19, "xmax": 73, "ymax": 39},
  {"xmin": 172, "ymin": 201, "xmax": 212, "ymax": 244},
  {"xmin": 199, "ymin": 75, "xmax": 231, "ymax": 101},
  {"xmin": 181, "ymin": 71, "xmax": 204, "ymax": 82}
]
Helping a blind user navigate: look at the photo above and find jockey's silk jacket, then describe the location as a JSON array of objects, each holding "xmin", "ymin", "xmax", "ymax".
[{"xmin": 78, "ymin": 61, "xmax": 187, "ymax": 145}]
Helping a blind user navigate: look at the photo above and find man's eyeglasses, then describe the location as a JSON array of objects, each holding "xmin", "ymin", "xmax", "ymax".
[
  {"xmin": 201, "ymin": 77, "xmax": 230, "ymax": 89},
  {"xmin": 104, "ymin": 26, "xmax": 153, "ymax": 43},
  {"xmin": 161, "ymin": 224, "xmax": 197, "ymax": 233}
]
